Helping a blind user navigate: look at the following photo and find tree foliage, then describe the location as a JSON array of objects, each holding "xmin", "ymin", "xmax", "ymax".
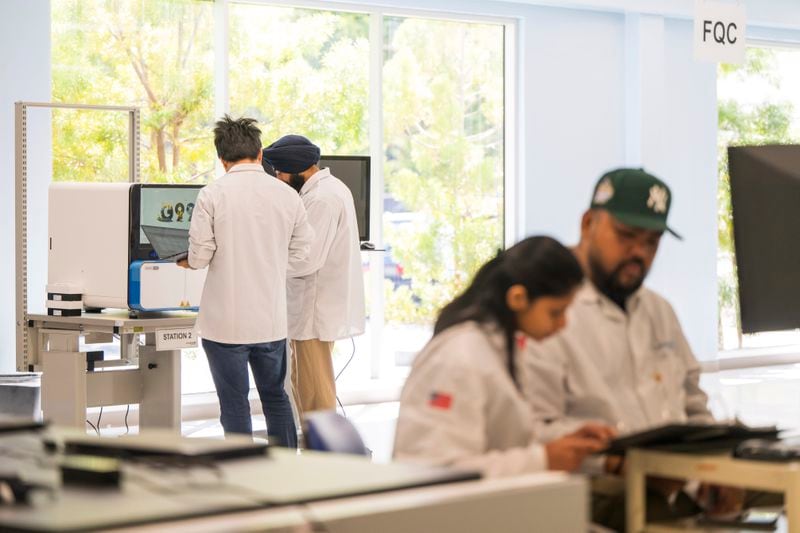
[
  {"xmin": 228, "ymin": 5, "xmax": 369, "ymax": 154},
  {"xmin": 52, "ymin": 0, "xmax": 214, "ymax": 184},
  {"xmin": 382, "ymin": 18, "xmax": 504, "ymax": 324}
]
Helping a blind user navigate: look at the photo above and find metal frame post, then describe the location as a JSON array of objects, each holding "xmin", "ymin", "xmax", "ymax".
[{"xmin": 15, "ymin": 101, "xmax": 141, "ymax": 370}]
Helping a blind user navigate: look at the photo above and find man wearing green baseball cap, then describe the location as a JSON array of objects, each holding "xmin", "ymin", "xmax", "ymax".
[
  {"xmin": 523, "ymin": 168, "xmax": 725, "ymax": 529},
  {"xmin": 580, "ymin": 167, "xmax": 681, "ymax": 310}
]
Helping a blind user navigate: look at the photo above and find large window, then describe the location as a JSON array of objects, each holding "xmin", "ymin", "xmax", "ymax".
[
  {"xmin": 718, "ymin": 45, "xmax": 800, "ymax": 352},
  {"xmin": 377, "ymin": 16, "xmax": 505, "ymax": 380},
  {"xmin": 52, "ymin": 1, "xmax": 510, "ymax": 396}
]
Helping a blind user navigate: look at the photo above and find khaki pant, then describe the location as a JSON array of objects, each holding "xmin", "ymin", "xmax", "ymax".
[{"xmin": 290, "ymin": 339, "xmax": 336, "ymax": 417}]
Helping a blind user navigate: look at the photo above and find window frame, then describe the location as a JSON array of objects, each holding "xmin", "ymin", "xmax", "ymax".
[
  {"xmin": 715, "ymin": 32, "xmax": 800, "ymax": 371},
  {"xmin": 215, "ymin": 0, "xmax": 518, "ymax": 392}
]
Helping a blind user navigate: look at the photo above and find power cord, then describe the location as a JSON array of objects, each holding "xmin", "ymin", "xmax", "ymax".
[
  {"xmin": 124, "ymin": 404, "xmax": 130, "ymax": 435},
  {"xmin": 334, "ymin": 338, "xmax": 356, "ymax": 418},
  {"xmin": 336, "ymin": 397, "xmax": 347, "ymax": 419},
  {"xmin": 335, "ymin": 338, "xmax": 357, "ymax": 381},
  {"xmin": 97, "ymin": 406, "xmax": 103, "ymax": 433},
  {"xmin": 85, "ymin": 419, "xmax": 99, "ymax": 436}
]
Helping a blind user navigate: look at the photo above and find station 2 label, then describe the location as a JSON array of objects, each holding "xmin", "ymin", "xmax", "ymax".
[{"xmin": 156, "ymin": 327, "xmax": 198, "ymax": 350}]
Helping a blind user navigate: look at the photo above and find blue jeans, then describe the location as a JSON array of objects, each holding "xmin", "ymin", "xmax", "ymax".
[{"xmin": 203, "ymin": 338, "xmax": 297, "ymax": 448}]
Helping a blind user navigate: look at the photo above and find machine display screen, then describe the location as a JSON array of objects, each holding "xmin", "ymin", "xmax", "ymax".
[
  {"xmin": 129, "ymin": 184, "xmax": 203, "ymax": 261},
  {"xmin": 139, "ymin": 187, "xmax": 199, "ymax": 244}
]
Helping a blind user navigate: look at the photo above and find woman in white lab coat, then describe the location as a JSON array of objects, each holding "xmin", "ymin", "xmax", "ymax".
[{"xmin": 393, "ymin": 236, "xmax": 614, "ymax": 477}]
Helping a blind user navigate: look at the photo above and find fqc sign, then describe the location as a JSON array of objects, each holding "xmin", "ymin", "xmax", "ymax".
[
  {"xmin": 703, "ymin": 20, "xmax": 738, "ymax": 45},
  {"xmin": 156, "ymin": 327, "xmax": 198, "ymax": 350},
  {"xmin": 694, "ymin": 0, "xmax": 746, "ymax": 65}
]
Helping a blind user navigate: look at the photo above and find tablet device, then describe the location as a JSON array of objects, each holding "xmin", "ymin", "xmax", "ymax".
[{"xmin": 141, "ymin": 225, "xmax": 190, "ymax": 262}]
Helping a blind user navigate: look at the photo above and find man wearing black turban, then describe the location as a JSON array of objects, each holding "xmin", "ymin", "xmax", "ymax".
[
  {"xmin": 263, "ymin": 135, "xmax": 366, "ymax": 418},
  {"xmin": 262, "ymin": 135, "xmax": 321, "ymax": 193}
]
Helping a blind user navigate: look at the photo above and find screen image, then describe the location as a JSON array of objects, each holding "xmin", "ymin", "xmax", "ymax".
[
  {"xmin": 318, "ymin": 156, "xmax": 370, "ymax": 241},
  {"xmin": 139, "ymin": 186, "xmax": 200, "ymax": 244}
]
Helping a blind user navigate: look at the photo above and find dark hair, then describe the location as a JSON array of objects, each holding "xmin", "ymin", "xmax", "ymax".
[
  {"xmin": 434, "ymin": 236, "xmax": 584, "ymax": 386},
  {"xmin": 213, "ymin": 115, "xmax": 262, "ymax": 163}
]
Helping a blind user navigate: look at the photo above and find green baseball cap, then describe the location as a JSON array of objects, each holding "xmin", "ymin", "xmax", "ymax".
[{"xmin": 589, "ymin": 168, "xmax": 682, "ymax": 240}]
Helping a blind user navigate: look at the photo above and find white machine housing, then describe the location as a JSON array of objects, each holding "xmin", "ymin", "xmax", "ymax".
[{"xmin": 48, "ymin": 182, "xmax": 206, "ymax": 312}]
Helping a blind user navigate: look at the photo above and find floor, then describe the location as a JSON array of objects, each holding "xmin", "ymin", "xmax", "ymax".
[{"xmin": 180, "ymin": 402, "xmax": 400, "ymax": 463}]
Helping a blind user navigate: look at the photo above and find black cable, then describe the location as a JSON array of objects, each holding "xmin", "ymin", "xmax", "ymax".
[
  {"xmin": 124, "ymin": 404, "xmax": 130, "ymax": 435},
  {"xmin": 85, "ymin": 419, "xmax": 99, "ymax": 435},
  {"xmin": 335, "ymin": 338, "xmax": 356, "ymax": 381},
  {"xmin": 96, "ymin": 406, "xmax": 103, "ymax": 434},
  {"xmin": 334, "ymin": 338, "xmax": 357, "ymax": 419}
]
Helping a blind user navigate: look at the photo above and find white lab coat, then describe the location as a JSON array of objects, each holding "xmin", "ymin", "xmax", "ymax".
[
  {"xmin": 522, "ymin": 282, "xmax": 713, "ymax": 471},
  {"xmin": 287, "ymin": 168, "xmax": 365, "ymax": 341},
  {"xmin": 394, "ymin": 321, "xmax": 548, "ymax": 478},
  {"xmin": 188, "ymin": 163, "xmax": 314, "ymax": 344}
]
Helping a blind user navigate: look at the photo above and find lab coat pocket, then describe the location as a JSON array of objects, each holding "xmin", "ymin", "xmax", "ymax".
[{"xmin": 652, "ymin": 341, "xmax": 685, "ymax": 409}]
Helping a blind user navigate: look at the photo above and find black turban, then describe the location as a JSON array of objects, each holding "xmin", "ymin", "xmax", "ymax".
[{"xmin": 262, "ymin": 135, "xmax": 320, "ymax": 174}]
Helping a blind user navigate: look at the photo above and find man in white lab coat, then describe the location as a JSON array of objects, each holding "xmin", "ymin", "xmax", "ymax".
[
  {"xmin": 181, "ymin": 116, "xmax": 314, "ymax": 447},
  {"xmin": 523, "ymin": 168, "xmax": 719, "ymax": 528},
  {"xmin": 263, "ymin": 135, "xmax": 366, "ymax": 417}
]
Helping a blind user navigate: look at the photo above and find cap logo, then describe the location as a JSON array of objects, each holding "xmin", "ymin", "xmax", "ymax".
[
  {"xmin": 593, "ymin": 178, "xmax": 615, "ymax": 205},
  {"xmin": 647, "ymin": 185, "xmax": 668, "ymax": 214}
]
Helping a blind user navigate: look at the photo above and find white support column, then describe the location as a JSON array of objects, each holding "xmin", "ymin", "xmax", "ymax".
[
  {"xmin": 624, "ymin": 14, "xmax": 719, "ymax": 360},
  {"xmin": 368, "ymin": 11, "xmax": 385, "ymax": 380},
  {"xmin": 139, "ymin": 333, "xmax": 182, "ymax": 432},
  {"xmin": 41, "ymin": 332, "xmax": 85, "ymax": 429},
  {"xmin": 2, "ymin": 1, "xmax": 51, "ymax": 373},
  {"xmin": 504, "ymin": 21, "xmax": 521, "ymax": 245},
  {"xmin": 624, "ymin": 12, "xmax": 667, "ymax": 174},
  {"xmin": 213, "ymin": 0, "xmax": 230, "ymax": 178}
]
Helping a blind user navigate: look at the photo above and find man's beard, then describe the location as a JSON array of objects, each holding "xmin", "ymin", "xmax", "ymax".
[
  {"xmin": 289, "ymin": 174, "xmax": 305, "ymax": 193},
  {"xmin": 588, "ymin": 253, "xmax": 646, "ymax": 311}
]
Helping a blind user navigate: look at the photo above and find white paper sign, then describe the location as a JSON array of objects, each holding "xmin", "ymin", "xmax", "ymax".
[
  {"xmin": 155, "ymin": 327, "xmax": 198, "ymax": 350},
  {"xmin": 694, "ymin": 0, "xmax": 746, "ymax": 65}
]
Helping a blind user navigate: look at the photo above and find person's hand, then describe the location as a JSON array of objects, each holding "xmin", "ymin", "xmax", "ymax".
[
  {"xmin": 177, "ymin": 258, "xmax": 191, "ymax": 269},
  {"xmin": 648, "ymin": 476, "xmax": 686, "ymax": 498},
  {"xmin": 545, "ymin": 434, "xmax": 607, "ymax": 472},
  {"xmin": 570, "ymin": 422, "xmax": 617, "ymax": 442},
  {"xmin": 605, "ymin": 455, "xmax": 625, "ymax": 475},
  {"xmin": 698, "ymin": 483, "xmax": 746, "ymax": 518}
]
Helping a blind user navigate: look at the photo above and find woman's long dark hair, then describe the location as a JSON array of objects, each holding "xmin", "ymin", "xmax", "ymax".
[{"xmin": 434, "ymin": 236, "xmax": 584, "ymax": 387}]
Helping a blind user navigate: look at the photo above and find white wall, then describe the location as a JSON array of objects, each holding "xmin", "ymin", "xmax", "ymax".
[
  {"xmin": 644, "ymin": 18, "xmax": 718, "ymax": 360},
  {"xmin": 523, "ymin": 6, "xmax": 626, "ymax": 243},
  {"xmin": 652, "ymin": 20, "xmax": 718, "ymax": 359},
  {"xmin": 0, "ymin": 0, "xmax": 51, "ymax": 373},
  {"xmin": 520, "ymin": 6, "xmax": 719, "ymax": 359}
]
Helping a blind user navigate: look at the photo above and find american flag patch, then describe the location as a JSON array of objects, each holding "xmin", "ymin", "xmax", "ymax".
[
  {"xmin": 429, "ymin": 391, "xmax": 453, "ymax": 410},
  {"xmin": 516, "ymin": 333, "xmax": 528, "ymax": 350}
]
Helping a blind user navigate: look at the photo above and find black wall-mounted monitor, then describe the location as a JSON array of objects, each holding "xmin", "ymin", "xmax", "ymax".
[
  {"xmin": 318, "ymin": 155, "xmax": 371, "ymax": 242},
  {"xmin": 729, "ymin": 144, "xmax": 800, "ymax": 333}
]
